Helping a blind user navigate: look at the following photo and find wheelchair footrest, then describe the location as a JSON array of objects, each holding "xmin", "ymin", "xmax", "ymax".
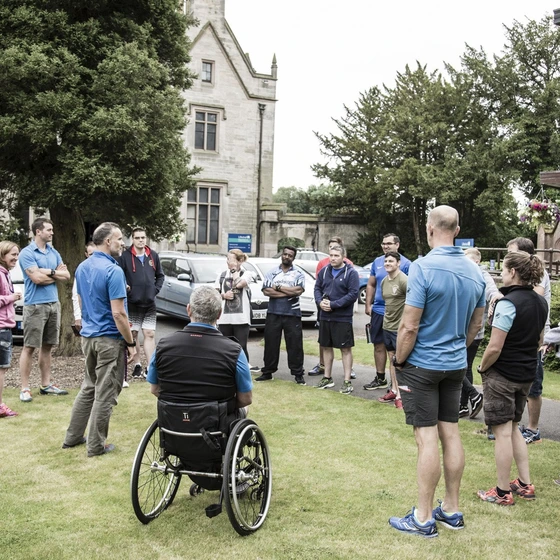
[{"xmin": 205, "ymin": 503, "xmax": 222, "ymax": 518}]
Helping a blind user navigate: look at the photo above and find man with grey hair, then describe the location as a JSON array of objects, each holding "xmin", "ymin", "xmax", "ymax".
[
  {"xmin": 147, "ymin": 285, "xmax": 252, "ymax": 413},
  {"xmin": 389, "ymin": 205, "xmax": 485, "ymax": 538},
  {"xmin": 63, "ymin": 222, "xmax": 137, "ymax": 457}
]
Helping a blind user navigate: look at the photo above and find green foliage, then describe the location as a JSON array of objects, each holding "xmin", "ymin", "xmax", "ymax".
[
  {"xmin": 0, "ymin": 0, "xmax": 198, "ymax": 240},
  {"xmin": 277, "ymin": 237, "xmax": 305, "ymax": 253}
]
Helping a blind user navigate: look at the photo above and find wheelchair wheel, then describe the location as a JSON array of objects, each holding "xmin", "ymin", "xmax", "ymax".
[
  {"xmin": 131, "ymin": 419, "xmax": 182, "ymax": 524},
  {"xmin": 223, "ymin": 419, "xmax": 272, "ymax": 536}
]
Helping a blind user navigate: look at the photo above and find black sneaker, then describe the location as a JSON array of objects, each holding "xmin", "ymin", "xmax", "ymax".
[
  {"xmin": 469, "ymin": 393, "xmax": 483, "ymax": 419},
  {"xmin": 363, "ymin": 377, "xmax": 387, "ymax": 390},
  {"xmin": 255, "ymin": 373, "xmax": 273, "ymax": 381},
  {"xmin": 294, "ymin": 375, "xmax": 306, "ymax": 385},
  {"xmin": 131, "ymin": 364, "xmax": 143, "ymax": 378},
  {"xmin": 459, "ymin": 406, "xmax": 470, "ymax": 418}
]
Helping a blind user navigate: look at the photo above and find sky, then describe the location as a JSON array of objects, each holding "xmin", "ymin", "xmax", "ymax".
[{"xmin": 225, "ymin": 0, "xmax": 557, "ymax": 191}]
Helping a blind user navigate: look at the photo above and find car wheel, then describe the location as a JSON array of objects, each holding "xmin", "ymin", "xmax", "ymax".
[{"xmin": 359, "ymin": 287, "xmax": 366, "ymax": 305}]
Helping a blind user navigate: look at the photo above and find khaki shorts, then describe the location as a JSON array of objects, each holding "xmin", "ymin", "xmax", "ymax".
[{"xmin": 23, "ymin": 302, "xmax": 60, "ymax": 348}]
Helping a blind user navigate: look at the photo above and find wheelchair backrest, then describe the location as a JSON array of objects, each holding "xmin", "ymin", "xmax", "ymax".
[{"xmin": 157, "ymin": 400, "xmax": 229, "ymax": 464}]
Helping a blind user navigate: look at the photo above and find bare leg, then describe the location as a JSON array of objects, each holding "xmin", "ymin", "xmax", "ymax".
[
  {"xmin": 526, "ymin": 396, "xmax": 542, "ymax": 432},
  {"xmin": 512, "ymin": 421, "xmax": 531, "ymax": 483},
  {"xmin": 142, "ymin": 328, "xmax": 156, "ymax": 364},
  {"xmin": 19, "ymin": 346, "xmax": 36, "ymax": 389},
  {"xmin": 0, "ymin": 368, "xmax": 5, "ymax": 402},
  {"xmin": 38, "ymin": 344, "xmax": 53, "ymax": 386},
  {"xmin": 438, "ymin": 421, "xmax": 464, "ymax": 512},
  {"xmin": 132, "ymin": 330, "xmax": 140, "ymax": 362},
  {"xmin": 374, "ymin": 342, "xmax": 387, "ymax": 375},
  {"xmin": 319, "ymin": 346, "xmax": 324, "ymax": 365},
  {"xmin": 340, "ymin": 347, "xmax": 353, "ymax": 382},
  {"xmin": 414, "ymin": 425, "xmax": 441, "ymax": 523},
  {"xmin": 387, "ymin": 350, "xmax": 400, "ymax": 399},
  {"xmin": 493, "ymin": 421, "xmax": 514, "ymax": 490},
  {"xmin": 322, "ymin": 346, "xmax": 334, "ymax": 378}
]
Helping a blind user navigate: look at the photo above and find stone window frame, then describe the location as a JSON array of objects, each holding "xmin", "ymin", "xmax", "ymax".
[
  {"xmin": 201, "ymin": 60, "xmax": 214, "ymax": 84},
  {"xmin": 186, "ymin": 183, "xmax": 223, "ymax": 246}
]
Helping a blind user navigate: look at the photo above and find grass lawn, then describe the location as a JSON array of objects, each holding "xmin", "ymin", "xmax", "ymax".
[
  {"xmin": 1, "ymin": 380, "xmax": 560, "ymax": 560},
  {"xmin": 300, "ymin": 338, "xmax": 560, "ymax": 401}
]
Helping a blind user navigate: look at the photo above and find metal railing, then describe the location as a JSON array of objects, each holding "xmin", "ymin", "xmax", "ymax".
[{"xmin": 476, "ymin": 247, "xmax": 560, "ymax": 278}]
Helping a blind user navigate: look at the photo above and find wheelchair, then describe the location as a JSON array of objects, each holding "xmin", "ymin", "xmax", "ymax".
[{"xmin": 130, "ymin": 399, "xmax": 272, "ymax": 536}]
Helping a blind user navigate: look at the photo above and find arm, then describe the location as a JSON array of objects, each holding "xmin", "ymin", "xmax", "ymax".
[
  {"xmin": 235, "ymin": 350, "xmax": 253, "ymax": 408},
  {"xmin": 466, "ymin": 307, "xmax": 485, "ymax": 347},
  {"xmin": 72, "ymin": 279, "xmax": 81, "ymax": 324},
  {"xmin": 236, "ymin": 391, "xmax": 252, "ymax": 408},
  {"xmin": 262, "ymin": 285, "xmax": 304, "ymax": 298},
  {"xmin": 478, "ymin": 327, "xmax": 508, "ymax": 372},
  {"xmin": 395, "ymin": 305, "xmax": 424, "ymax": 365},
  {"xmin": 364, "ymin": 274, "xmax": 376, "ymax": 316},
  {"xmin": 110, "ymin": 298, "xmax": 137, "ymax": 360}
]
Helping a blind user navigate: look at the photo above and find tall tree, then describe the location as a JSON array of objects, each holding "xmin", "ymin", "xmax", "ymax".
[{"xmin": 0, "ymin": 1, "xmax": 198, "ymax": 354}]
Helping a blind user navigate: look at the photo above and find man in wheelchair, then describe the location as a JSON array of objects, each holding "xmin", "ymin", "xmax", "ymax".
[{"xmin": 146, "ymin": 285, "xmax": 253, "ymax": 485}]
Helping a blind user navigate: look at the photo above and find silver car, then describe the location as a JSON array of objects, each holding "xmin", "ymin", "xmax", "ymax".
[{"xmin": 9, "ymin": 262, "xmax": 24, "ymax": 343}]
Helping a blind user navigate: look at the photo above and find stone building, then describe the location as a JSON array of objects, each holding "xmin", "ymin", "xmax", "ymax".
[{"xmin": 154, "ymin": 0, "xmax": 277, "ymax": 256}]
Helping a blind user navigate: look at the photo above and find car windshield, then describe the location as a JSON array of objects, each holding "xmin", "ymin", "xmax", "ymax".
[{"xmin": 189, "ymin": 259, "xmax": 225, "ymax": 283}]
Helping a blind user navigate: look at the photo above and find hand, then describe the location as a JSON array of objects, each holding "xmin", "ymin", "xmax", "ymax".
[
  {"xmin": 365, "ymin": 306, "xmax": 371, "ymax": 316},
  {"xmin": 127, "ymin": 346, "xmax": 138, "ymax": 362},
  {"xmin": 13, "ymin": 292, "xmax": 22, "ymax": 301},
  {"xmin": 126, "ymin": 284, "xmax": 131, "ymax": 292},
  {"xmin": 320, "ymin": 299, "xmax": 331, "ymax": 312},
  {"xmin": 223, "ymin": 290, "xmax": 234, "ymax": 300},
  {"xmin": 57, "ymin": 263, "xmax": 68, "ymax": 271},
  {"xmin": 74, "ymin": 318, "xmax": 82, "ymax": 330}
]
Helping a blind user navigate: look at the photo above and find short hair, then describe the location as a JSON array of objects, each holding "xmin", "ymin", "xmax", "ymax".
[
  {"xmin": 282, "ymin": 245, "xmax": 298, "ymax": 258},
  {"xmin": 189, "ymin": 285, "xmax": 222, "ymax": 324},
  {"xmin": 384, "ymin": 251, "xmax": 400, "ymax": 261},
  {"xmin": 327, "ymin": 236, "xmax": 343, "ymax": 246},
  {"xmin": 329, "ymin": 244, "xmax": 346, "ymax": 257},
  {"xmin": 132, "ymin": 227, "xmax": 146, "ymax": 235},
  {"xmin": 0, "ymin": 241, "xmax": 19, "ymax": 268},
  {"xmin": 503, "ymin": 251, "xmax": 543, "ymax": 286},
  {"xmin": 92, "ymin": 222, "xmax": 120, "ymax": 246},
  {"xmin": 31, "ymin": 217, "xmax": 53, "ymax": 236},
  {"xmin": 85, "ymin": 242, "xmax": 95, "ymax": 250},
  {"xmin": 507, "ymin": 237, "xmax": 535, "ymax": 255},
  {"xmin": 383, "ymin": 233, "xmax": 400, "ymax": 244},
  {"xmin": 464, "ymin": 248, "xmax": 481, "ymax": 262},
  {"xmin": 228, "ymin": 249, "xmax": 247, "ymax": 263}
]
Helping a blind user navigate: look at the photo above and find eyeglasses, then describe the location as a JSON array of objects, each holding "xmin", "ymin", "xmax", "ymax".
[{"xmin": 381, "ymin": 242, "xmax": 396, "ymax": 247}]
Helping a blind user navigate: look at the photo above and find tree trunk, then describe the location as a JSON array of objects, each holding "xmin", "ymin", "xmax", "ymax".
[
  {"xmin": 49, "ymin": 204, "xmax": 85, "ymax": 356},
  {"xmin": 412, "ymin": 198, "xmax": 422, "ymax": 257}
]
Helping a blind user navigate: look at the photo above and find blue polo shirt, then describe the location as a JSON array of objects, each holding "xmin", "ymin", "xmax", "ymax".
[
  {"xmin": 76, "ymin": 252, "xmax": 128, "ymax": 338},
  {"xmin": 405, "ymin": 246, "xmax": 485, "ymax": 370},
  {"xmin": 19, "ymin": 241, "xmax": 63, "ymax": 305},
  {"xmin": 146, "ymin": 323, "xmax": 253, "ymax": 393}
]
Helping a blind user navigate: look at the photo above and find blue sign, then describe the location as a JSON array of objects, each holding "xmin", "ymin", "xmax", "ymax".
[
  {"xmin": 455, "ymin": 238, "xmax": 474, "ymax": 248},
  {"xmin": 228, "ymin": 233, "xmax": 252, "ymax": 253}
]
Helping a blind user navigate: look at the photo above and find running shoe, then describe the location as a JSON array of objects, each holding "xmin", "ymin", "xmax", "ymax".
[
  {"xmin": 308, "ymin": 363, "xmax": 325, "ymax": 376},
  {"xmin": 458, "ymin": 406, "xmax": 470, "ymax": 418},
  {"xmin": 522, "ymin": 427, "xmax": 541, "ymax": 444},
  {"xmin": 432, "ymin": 500, "xmax": 464, "ymax": 530},
  {"xmin": 510, "ymin": 478, "xmax": 536, "ymax": 500},
  {"xmin": 20, "ymin": 389, "xmax": 32, "ymax": 402},
  {"xmin": 477, "ymin": 487, "xmax": 514, "ymax": 506},
  {"xmin": 378, "ymin": 390, "xmax": 396, "ymax": 403},
  {"xmin": 316, "ymin": 377, "xmax": 335, "ymax": 389},
  {"xmin": 0, "ymin": 403, "xmax": 18, "ymax": 417},
  {"xmin": 131, "ymin": 364, "xmax": 143, "ymax": 378},
  {"xmin": 294, "ymin": 374, "xmax": 306, "ymax": 385},
  {"xmin": 363, "ymin": 377, "xmax": 387, "ymax": 390},
  {"xmin": 388, "ymin": 508, "xmax": 438, "ymax": 538},
  {"xmin": 340, "ymin": 381, "xmax": 354, "ymax": 394},
  {"xmin": 350, "ymin": 368, "xmax": 356, "ymax": 379},
  {"xmin": 394, "ymin": 398, "xmax": 403, "ymax": 409},
  {"xmin": 39, "ymin": 384, "xmax": 68, "ymax": 395}
]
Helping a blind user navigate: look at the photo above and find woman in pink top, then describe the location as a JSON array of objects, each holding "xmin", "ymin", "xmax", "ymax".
[{"xmin": 0, "ymin": 241, "xmax": 22, "ymax": 418}]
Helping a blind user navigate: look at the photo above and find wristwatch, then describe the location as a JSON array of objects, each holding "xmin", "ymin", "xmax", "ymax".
[
  {"xmin": 125, "ymin": 340, "xmax": 136, "ymax": 347},
  {"xmin": 477, "ymin": 365, "xmax": 486, "ymax": 373},
  {"xmin": 50, "ymin": 269, "xmax": 56, "ymax": 277},
  {"xmin": 392, "ymin": 355, "xmax": 406, "ymax": 368}
]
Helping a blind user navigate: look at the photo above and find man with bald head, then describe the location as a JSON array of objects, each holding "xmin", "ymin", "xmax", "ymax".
[{"xmin": 388, "ymin": 205, "xmax": 485, "ymax": 538}]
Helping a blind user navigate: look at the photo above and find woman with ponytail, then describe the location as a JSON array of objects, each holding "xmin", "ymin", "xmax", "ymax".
[{"xmin": 477, "ymin": 251, "xmax": 547, "ymax": 505}]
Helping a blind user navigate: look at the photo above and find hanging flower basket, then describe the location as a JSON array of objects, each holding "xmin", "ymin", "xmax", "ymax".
[{"xmin": 518, "ymin": 199, "xmax": 560, "ymax": 232}]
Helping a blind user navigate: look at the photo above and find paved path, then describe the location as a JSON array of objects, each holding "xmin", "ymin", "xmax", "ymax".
[{"xmin": 246, "ymin": 337, "xmax": 560, "ymax": 444}]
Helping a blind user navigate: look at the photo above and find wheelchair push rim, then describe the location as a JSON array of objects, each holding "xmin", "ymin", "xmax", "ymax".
[
  {"xmin": 131, "ymin": 419, "xmax": 182, "ymax": 524},
  {"xmin": 223, "ymin": 419, "xmax": 272, "ymax": 536}
]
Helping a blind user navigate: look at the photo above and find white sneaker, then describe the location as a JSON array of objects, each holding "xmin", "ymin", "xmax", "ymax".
[{"xmin": 122, "ymin": 380, "xmax": 129, "ymax": 388}]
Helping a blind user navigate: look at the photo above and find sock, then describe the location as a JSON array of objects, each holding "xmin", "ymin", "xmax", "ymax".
[
  {"xmin": 377, "ymin": 372, "xmax": 386, "ymax": 381},
  {"xmin": 496, "ymin": 486, "xmax": 512, "ymax": 497},
  {"xmin": 135, "ymin": 362, "xmax": 142, "ymax": 367},
  {"xmin": 517, "ymin": 478, "xmax": 530, "ymax": 488},
  {"xmin": 413, "ymin": 509, "xmax": 431, "ymax": 526}
]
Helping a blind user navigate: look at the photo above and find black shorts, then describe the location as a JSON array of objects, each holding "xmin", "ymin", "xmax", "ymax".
[
  {"xmin": 370, "ymin": 312, "xmax": 385, "ymax": 344},
  {"xmin": 318, "ymin": 321, "xmax": 354, "ymax": 349},
  {"xmin": 482, "ymin": 367, "xmax": 531, "ymax": 426},
  {"xmin": 382, "ymin": 329, "xmax": 397, "ymax": 352},
  {"xmin": 397, "ymin": 364, "xmax": 465, "ymax": 427}
]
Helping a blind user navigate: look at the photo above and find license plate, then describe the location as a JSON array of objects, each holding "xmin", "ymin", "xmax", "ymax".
[{"xmin": 253, "ymin": 310, "xmax": 267, "ymax": 320}]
